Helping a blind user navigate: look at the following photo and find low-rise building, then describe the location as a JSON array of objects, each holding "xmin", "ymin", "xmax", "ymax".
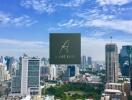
[{"xmin": 101, "ymin": 82, "xmax": 128, "ymax": 100}]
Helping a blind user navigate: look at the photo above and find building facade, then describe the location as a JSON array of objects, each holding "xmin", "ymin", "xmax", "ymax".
[
  {"xmin": 105, "ymin": 43, "xmax": 119, "ymax": 83},
  {"xmin": 119, "ymin": 45, "xmax": 132, "ymax": 76},
  {"xmin": 11, "ymin": 55, "xmax": 40, "ymax": 96},
  {"xmin": 87, "ymin": 57, "xmax": 92, "ymax": 66}
]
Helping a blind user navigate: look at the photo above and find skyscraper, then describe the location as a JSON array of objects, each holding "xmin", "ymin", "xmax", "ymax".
[
  {"xmin": 40, "ymin": 65, "xmax": 50, "ymax": 80},
  {"xmin": 87, "ymin": 57, "xmax": 92, "ymax": 66},
  {"xmin": 125, "ymin": 46, "xmax": 132, "ymax": 94},
  {"xmin": 0, "ymin": 63, "xmax": 5, "ymax": 82},
  {"xmin": 119, "ymin": 45, "xmax": 132, "ymax": 76},
  {"xmin": 0, "ymin": 63, "xmax": 10, "ymax": 83},
  {"xmin": 21, "ymin": 56, "xmax": 40, "ymax": 96},
  {"xmin": 105, "ymin": 43, "xmax": 119, "ymax": 83},
  {"xmin": 81, "ymin": 56, "xmax": 87, "ymax": 70},
  {"xmin": 49, "ymin": 65, "xmax": 57, "ymax": 80},
  {"xmin": 0, "ymin": 56, "xmax": 3, "ymax": 63},
  {"xmin": 82, "ymin": 56, "xmax": 87, "ymax": 66},
  {"xmin": 4, "ymin": 56, "xmax": 15, "ymax": 74},
  {"xmin": 66, "ymin": 65, "xmax": 79, "ymax": 77},
  {"xmin": 63, "ymin": 65, "xmax": 79, "ymax": 82},
  {"xmin": 11, "ymin": 55, "xmax": 40, "ymax": 96}
]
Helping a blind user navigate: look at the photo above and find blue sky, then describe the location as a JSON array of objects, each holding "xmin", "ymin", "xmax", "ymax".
[{"xmin": 0, "ymin": 0, "xmax": 132, "ymax": 61}]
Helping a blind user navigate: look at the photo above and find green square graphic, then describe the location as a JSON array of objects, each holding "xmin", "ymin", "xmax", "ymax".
[{"xmin": 50, "ymin": 33, "xmax": 81, "ymax": 64}]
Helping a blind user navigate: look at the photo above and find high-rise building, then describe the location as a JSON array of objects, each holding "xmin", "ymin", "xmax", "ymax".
[
  {"xmin": 11, "ymin": 55, "xmax": 40, "ymax": 96},
  {"xmin": 81, "ymin": 56, "xmax": 92, "ymax": 70},
  {"xmin": 68, "ymin": 66, "xmax": 76, "ymax": 77},
  {"xmin": 81, "ymin": 56, "xmax": 87, "ymax": 71},
  {"xmin": 119, "ymin": 45, "xmax": 132, "ymax": 76},
  {"xmin": 40, "ymin": 65, "xmax": 50, "ymax": 80},
  {"xmin": 4, "ymin": 56, "xmax": 15, "ymax": 74},
  {"xmin": 40, "ymin": 64, "xmax": 57, "ymax": 81},
  {"xmin": 82, "ymin": 56, "xmax": 87, "ymax": 65},
  {"xmin": 0, "ymin": 56, "xmax": 3, "ymax": 63},
  {"xmin": 0, "ymin": 63, "xmax": 10, "ymax": 82},
  {"xmin": 66, "ymin": 65, "xmax": 79, "ymax": 77},
  {"xmin": 0, "ymin": 63, "xmax": 5, "ymax": 82},
  {"xmin": 21, "ymin": 56, "xmax": 40, "ymax": 96},
  {"xmin": 105, "ymin": 43, "xmax": 119, "ymax": 83},
  {"xmin": 49, "ymin": 65, "xmax": 57, "ymax": 80},
  {"xmin": 87, "ymin": 57, "xmax": 92, "ymax": 65},
  {"xmin": 63, "ymin": 65, "xmax": 79, "ymax": 82},
  {"xmin": 11, "ymin": 65, "xmax": 21, "ymax": 94}
]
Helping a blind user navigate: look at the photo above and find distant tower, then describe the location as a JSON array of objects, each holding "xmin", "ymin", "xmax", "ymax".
[
  {"xmin": 81, "ymin": 56, "xmax": 87, "ymax": 70},
  {"xmin": 82, "ymin": 56, "xmax": 87, "ymax": 65},
  {"xmin": 4, "ymin": 56, "xmax": 15, "ymax": 73},
  {"xmin": 105, "ymin": 43, "xmax": 119, "ymax": 83},
  {"xmin": 66, "ymin": 65, "xmax": 79, "ymax": 77},
  {"xmin": 0, "ymin": 56, "xmax": 3, "ymax": 63},
  {"xmin": 49, "ymin": 65, "xmax": 57, "ymax": 80},
  {"xmin": 87, "ymin": 57, "xmax": 92, "ymax": 65},
  {"xmin": 119, "ymin": 45, "xmax": 132, "ymax": 76}
]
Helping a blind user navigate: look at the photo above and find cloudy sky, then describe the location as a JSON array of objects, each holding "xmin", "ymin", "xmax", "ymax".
[{"xmin": 0, "ymin": 0, "xmax": 132, "ymax": 61}]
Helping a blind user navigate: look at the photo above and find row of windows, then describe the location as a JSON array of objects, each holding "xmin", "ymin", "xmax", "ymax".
[
  {"xmin": 28, "ymin": 66, "xmax": 39, "ymax": 70},
  {"xmin": 107, "ymin": 85, "xmax": 122, "ymax": 90},
  {"xmin": 28, "ymin": 61, "xmax": 39, "ymax": 65},
  {"xmin": 28, "ymin": 71, "xmax": 39, "ymax": 76},
  {"xmin": 28, "ymin": 76, "xmax": 39, "ymax": 86}
]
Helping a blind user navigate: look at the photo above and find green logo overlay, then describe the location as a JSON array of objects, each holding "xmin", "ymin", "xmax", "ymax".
[{"xmin": 50, "ymin": 33, "xmax": 81, "ymax": 64}]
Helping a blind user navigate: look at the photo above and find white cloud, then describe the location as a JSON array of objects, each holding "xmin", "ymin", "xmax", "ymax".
[
  {"xmin": 21, "ymin": 0, "xmax": 86, "ymax": 14},
  {"xmin": 48, "ymin": 27, "xmax": 62, "ymax": 32},
  {"xmin": 58, "ymin": 19, "xmax": 84, "ymax": 27},
  {"xmin": 0, "ymin": 39, "xmax": 48, "ymax": 47},
  {"xmin": 57, "ymin": 11, "xmax": 116, "ymax": 29},
  {"xmin": 58, "ymin": 0, "xmax": 86, "ymax": 7},
  {"xmin": 21, "ymin": 0, "xmax": 55, "ymax": 14},
  {"xmin": 58, "ymin": 16, "xmax": 132, "ymax": 34},
  {"xmin": 0, "ymin": 12, "xmax": 37, "ymax": 27},
  {"xmin": 75, "ymin": 12, "xmax": 115, "ymax": 20},
  {"xmin": 0, "ymin": 39, "xmax": 49, "ymax": 58},
  {"xmin": 90, "ymin": 19, "xmax": 132, "ymax": 33},
  {"xmin": 97, "ymin": 0, "xmax": 132, "ymax": 5},
  {"xmin": 92, "ymin": 32, "xmax": 107, "ymax": 37}
]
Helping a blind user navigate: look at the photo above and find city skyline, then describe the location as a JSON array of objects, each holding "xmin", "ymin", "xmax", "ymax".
[{"xmin": 0, "ymin": 0, "xmax": 132, "ymax": 61}]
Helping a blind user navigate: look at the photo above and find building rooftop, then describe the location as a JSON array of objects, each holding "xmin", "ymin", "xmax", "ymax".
[
  {"xmin": 104, "ymin": 89, "xmax": 122, "ymax": 93},
  {"xmin": 106, "ymin": 82, "xmax": 123, "ymax": 85}
]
